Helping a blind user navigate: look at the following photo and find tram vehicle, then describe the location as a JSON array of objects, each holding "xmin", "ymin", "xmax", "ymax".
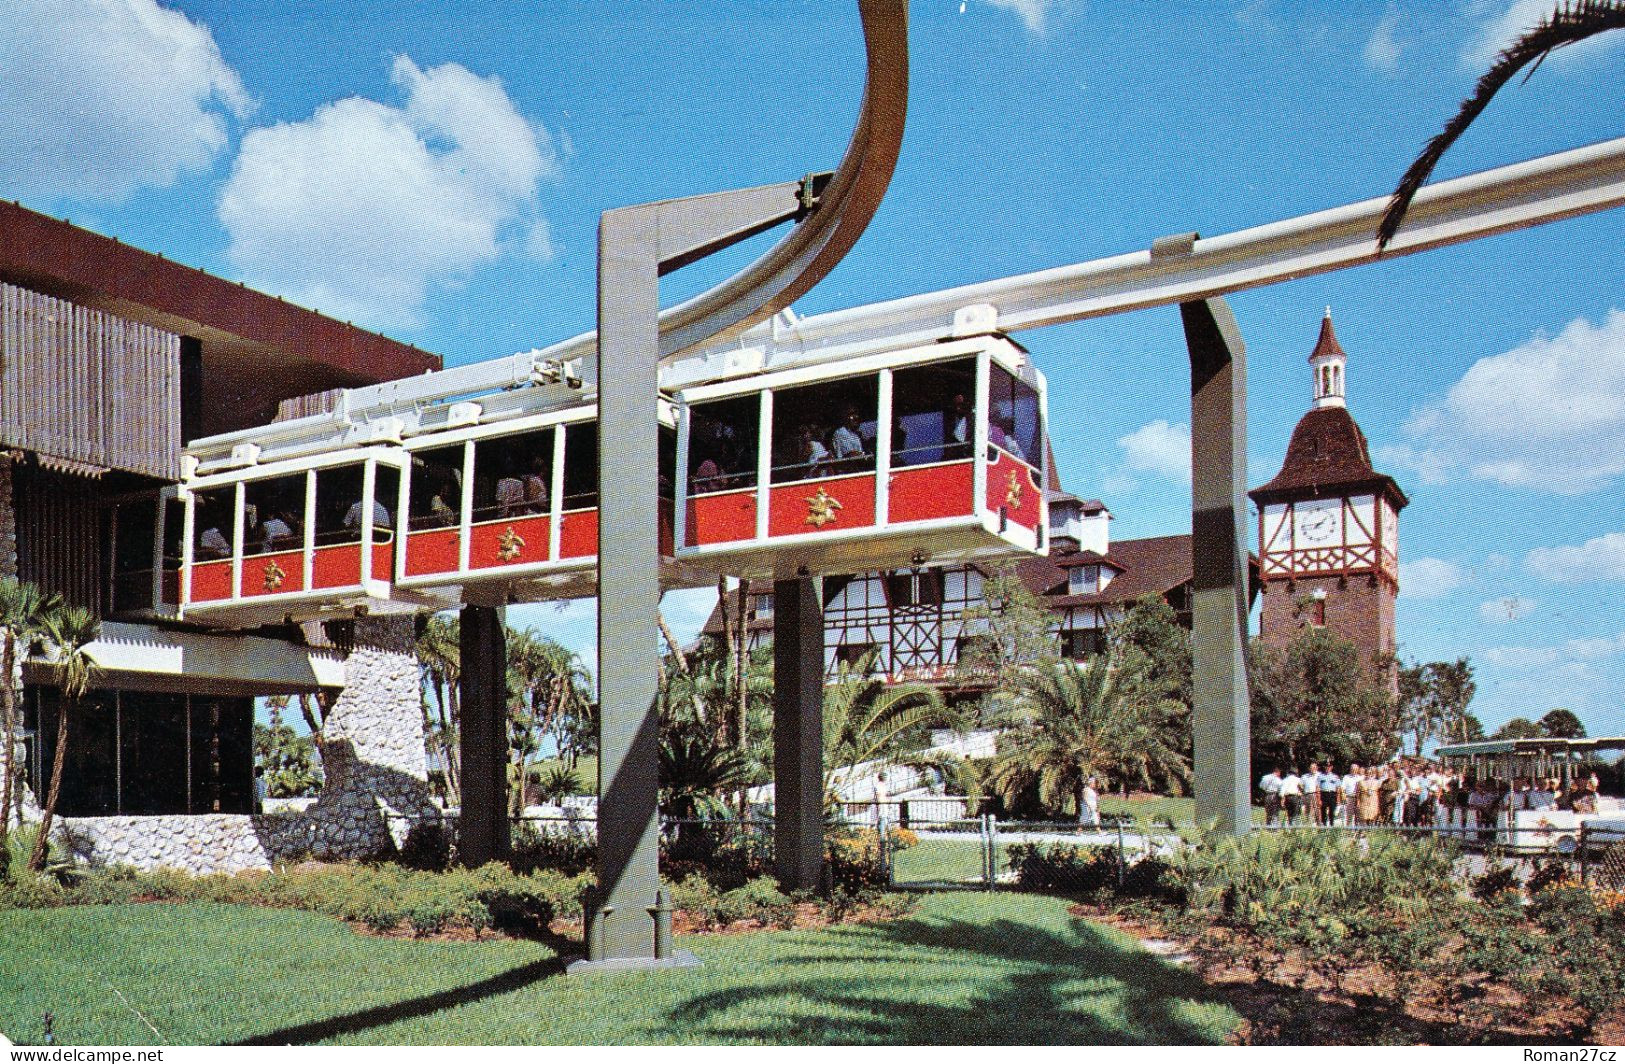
[
  {"xmin": 159, "ymin": 330, "xmax": 1048, "ymax": 627},
  {"xmin": 673, "ymin": 332, "xmax": 1047, "ymax": 580},
  {"xmin": 1437, "ymin": 736, "xmax": 1625, "ymax": 854}
]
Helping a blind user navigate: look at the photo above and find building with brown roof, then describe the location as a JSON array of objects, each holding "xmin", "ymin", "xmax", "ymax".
[
  {"xmin": 0, "ymin": 204, "xmax": 440, "ymax": 865},
  {"xmin": 1250, "ymin": 311, "xmax": 1407, "ymax": 683}
]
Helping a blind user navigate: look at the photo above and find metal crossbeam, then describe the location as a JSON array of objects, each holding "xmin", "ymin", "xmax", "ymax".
[{"xmin": 185, "ymin": 134, "xmax": 1625, "ymax": 470}]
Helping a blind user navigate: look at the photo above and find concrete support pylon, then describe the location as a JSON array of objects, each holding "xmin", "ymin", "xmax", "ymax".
[
  {"xmin": 773, "ymin": 577, "xmax": 825, "ymax": 893},
  {"xmin": 1182, "ymin": 295, "xmax": 1254, "ymax": 837},
  {"xmin": 458, "ymin": 604, "xmax": 509, "ymax": 866}
]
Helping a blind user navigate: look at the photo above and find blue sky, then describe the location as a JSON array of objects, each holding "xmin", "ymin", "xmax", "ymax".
[{"xmin": 3, "ymin": 0, "xmax": 1622, "ymax": 735}]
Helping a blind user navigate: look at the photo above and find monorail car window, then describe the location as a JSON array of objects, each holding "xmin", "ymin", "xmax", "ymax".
[
  {"xmin": 314, "ymin": 464, "xmax": 390, "ymax": 546},
  {"xmin": 193, "ymin": 488, "xmax": 234, "ymax": 559},
  {"xmin": 892, "ymin": 357, "xmax": 976, "ymax": 467},
  {"xmin": 989, "ymin": 363, "xmax": 1041, "ymax": 464},
  {"xmin": 243, "ymin": 474, "xmax": 305, "ymax": 557},
  {"xmin": 410, "ymin": 445, "xmax": 464, "ymax": 530},
  {"xmin": 689, "ymin": 395, "xmax": 759, "ymax": 494},
  {"xmin": 474, "ymin": 430, "xmax": 552, "ymax": 524},
  {"xmin": 770, "ymin": 374, "xmax": 879, "ymax": 484},
  {"xmin": 562, "ymin": 421, "xmax": 598, "ymax": 511},
  {"xmin": 660, "ymin": 424, "xmax": 676, "ymax": 501},
  {"xmin": 374, "ymin": 466, "xmax": 399, "ymax": 540}
]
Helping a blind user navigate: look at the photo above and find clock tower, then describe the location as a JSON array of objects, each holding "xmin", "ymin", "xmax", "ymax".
[{"xmin": 1250, "ymin": 311, "xmax": 1408, "ymax": 684}]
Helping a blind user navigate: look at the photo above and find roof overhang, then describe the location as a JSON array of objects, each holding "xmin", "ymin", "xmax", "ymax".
[{"xmin": 24, "ymin": 621, "xmax": 344, "ymax": 696}]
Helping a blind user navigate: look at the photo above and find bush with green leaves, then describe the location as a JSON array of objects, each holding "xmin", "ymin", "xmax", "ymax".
[
  {"xmin": 397, "ymin": 822, "xmax": 453, "ymax": 872},
  {"xmin": 509, "ymin": 821, "xmax": 597, "ymax": 877}
]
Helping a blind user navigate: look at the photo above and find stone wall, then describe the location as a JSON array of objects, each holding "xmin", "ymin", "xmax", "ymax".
[{"xmin": 62, "ymin": 615, "xmax": 441, "ymax": 874}]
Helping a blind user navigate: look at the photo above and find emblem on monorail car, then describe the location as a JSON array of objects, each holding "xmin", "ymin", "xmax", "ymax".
[
  {"xmin": 262, "ymin": 560, "xmax": 286, "ymax": 592},
  {"xmin": 805, "ymin": 488, "xmax": 843, "ymax": 528},
  {"xmin": 497, "ymin": 526, "xmax": 526, "ymax": 562},
  {"xmin": 1005, "ymin": 469, "xmax": 1024, "ymax": 510}
]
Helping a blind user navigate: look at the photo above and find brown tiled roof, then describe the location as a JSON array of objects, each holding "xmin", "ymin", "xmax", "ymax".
[
  {"xmin": 1249, "ymin": 406, "xmax": 1408, "ymax": 508},
  {"xmin": 1024, "ymin": 533, "xmax": 1196, "ymax": 607}
]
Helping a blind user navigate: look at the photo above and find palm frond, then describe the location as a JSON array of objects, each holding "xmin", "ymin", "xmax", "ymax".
[{"xmin": 1378, "ymin": 0, "xmax": 1625, "ymax": 252}]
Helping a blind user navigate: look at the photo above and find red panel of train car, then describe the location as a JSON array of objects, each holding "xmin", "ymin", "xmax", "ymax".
[
  {"xmin": 372, "ymin": 543, "xmax": 393, "ymax": 583},
  {"xmin": 687, "ymin": 489, "xmax": 755, "ymax": 546},
  {"xmin": 767, "ymin": 473, "xmax": 876, "ymax": 538},
  {"xmin": 986, "ymin": 451, "xmax": 1042, "ymax": 530},
  {"xmin": 469, "ymin": 516, "xmax": 550, "ymax": 570},
  {"xmin": 559, "ymin": 509, "xmax": 598, "ymax": 558},
  {"xmin": 405, "ymin": 529, "xmax": 460, "ymax": 576},
  {"xmin": 312, "ymin": 544, "xmax": 362, "ymax": 589},
  {"xmin": 191, "ymin": 560, "xmax": 233, "ymax": 602},
  {"xmin": 888, "ymin": 460, "xmax": 974, "ymax": 525},
  {"xmin": 240, "ymin": 549, "xmax": 305, "ymax": 598}
]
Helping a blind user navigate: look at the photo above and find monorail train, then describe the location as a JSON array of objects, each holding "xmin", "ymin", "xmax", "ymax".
[{"xmin": 116, "ymin": 333, "xmax": 1048, "ymax": 628}]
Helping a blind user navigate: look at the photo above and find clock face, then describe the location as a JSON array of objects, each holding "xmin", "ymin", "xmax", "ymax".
[{"xmin": 1298, "ymin": 503, "xmax": 1339, "ymax": 544}]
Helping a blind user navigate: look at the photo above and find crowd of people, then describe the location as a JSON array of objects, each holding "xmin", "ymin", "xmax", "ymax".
[{"xmin": 1257, "ymin": 761, "xmax": 1610, "ymax": 829}]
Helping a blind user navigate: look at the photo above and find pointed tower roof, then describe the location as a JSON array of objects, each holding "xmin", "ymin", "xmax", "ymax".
[
  {"xmin": 1250, "ymin": 313, "xmax": 1407, "ymax": 509},
  {"xmin": 1309, "ymin": 307, "xmax": 1346, "ymax": 362}
]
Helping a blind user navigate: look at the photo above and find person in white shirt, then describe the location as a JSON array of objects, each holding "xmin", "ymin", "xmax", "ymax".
[
  {"xmin": 199, "ymin": 525, "xmax": 230, "ymax": 559},
  {"xmin": 1080, "ymin": 776, "xmax": 1100, "ymax": 828},
  {"xmin": 1318, "ymin": 763, "xmax": 1342, "ymax": 826},
  {"xmin": 1259, "ymin": 767, "xmax": 1284, "ymax": 827},
  {"xmin": 1340, "ymin": 765, "xmax": 1364, "ymax": 827},
  {"xmin": 261, "ymin": 514, "xmax": 295, "ymax": 551},
  {"xmin": 1279, "ymin": 769, "xmax": 1305, "ymax": 826},
  {"xmin": 831, "ymin": 406, "xmax": 867, "ymax": 463},
  {"xmin": 343, "ymin": 498, "xmax": 391, "ymax": 531}
]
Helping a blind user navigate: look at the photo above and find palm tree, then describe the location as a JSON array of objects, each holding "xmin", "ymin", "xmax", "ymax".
[
  {"xmin": 659, "ymin": 719, "xmax": 753, "ymax": 820},
  {"xmin": 822, "ymin": 652, "xmax": 962, "ymax": 806},
  {"xmin": 415, "ymin": 613, "xmax": 461, "ymax": 801},
  {"xmin": 1378, "ymin": 1, "xmax": 1625, "ymax": 251},
  {"xmin": 506, "ymin": 628, "xmax": 591, "ymax": 816},
  {"xmin": 0, "ymin": 578, "xmax": 55, "ymax": 870},
  {"xmin": 988, "ymin": 652, "xmax": 1188, "ymax": 821},
  {"xmin": 29, "ymin": 603, "xmax": 100, "ymax": 872}
]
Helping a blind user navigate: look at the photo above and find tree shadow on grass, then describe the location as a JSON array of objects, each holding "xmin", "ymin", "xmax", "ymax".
[
  {"xmin": 229, "ymin": 957, "xmax": 568, "ymax": 1046},
  {"xmin": 666, "ymin": 911, "xmax": 1238, "ymax": 1045}
]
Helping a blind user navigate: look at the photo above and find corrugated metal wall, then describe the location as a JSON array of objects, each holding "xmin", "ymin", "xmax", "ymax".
[
  {"xmin": 14, "ymin": 462, "xmax": 106, "ymax": 614},
  {"xmin": 0, "ymin": 283, "xmax": 180, "ymax": 479},
  {"xmin": 274, "ymin": 388, "xmax": 343, "ymax": 423}
]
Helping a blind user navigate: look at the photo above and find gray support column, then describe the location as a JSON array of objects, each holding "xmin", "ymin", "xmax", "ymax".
[
  {"xmin": 458, "ymin": 604, "xmax": 509, "ymax": 866},
  {"xmin": 773, "ymin": 577, "xmax": 825, "ymax": 892},
  {"xmin": 591, "ymin": 211, "xmax": 663, "ymax": 960},
  {"xmin": 1182, "ymin": 297, "xmax": 1253, "ymax": 836}
]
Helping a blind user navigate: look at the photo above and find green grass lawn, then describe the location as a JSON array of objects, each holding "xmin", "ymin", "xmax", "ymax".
[{"xmin": 0, "ymin": 893, "xmax": 1237, "ymax": 1046}]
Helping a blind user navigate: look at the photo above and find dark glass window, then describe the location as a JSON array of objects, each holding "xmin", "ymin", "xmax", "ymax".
[
  {"xmin": 660, "ymin": 425, "xmax": 676, "ymax": 502},
  {"xmin": 689, "ymin": 395, "xmax": 759, "ymax": 494},
  {"xmin": 885, "ymin": 569, "xmax": 944, "ymax": 608},
  {"xmin": 474, "ymin": 430, "xmax": 552, "ymax": 524},
  {"xmin": 243, "ymin": 474, "xmax": 306, "ymax": 557},
  {"xmin": 193, "ymin": 488, "xmax": 234, "ymax": 560},
  {"xmin": 989, "ymin": 363, "xmax": 1042, "ymax": 466},
  {"xmin": 24, "ymin": 687, "xmax": 254, "ymax": 816},
  {"xmin": 1060, "ymin": 628, "xmax": 1108, "ymax": 660},
  {"xmin": 892, "ymin": 358, "xmax": 977, "ymax": 467},
  {"xmin": 111, "ymin": 496, "xmax": 158, "ymax": 615},
  {"xmin": 562, "ymin": 422, "xmax": 598, "ymax": 511},
  {"xmin": 770, "ymin": 375, "xmax": 879, "ymax": 484},
  {"xmin": 408, "ymin": 444, "xmax": 465, "ymax": 530}
]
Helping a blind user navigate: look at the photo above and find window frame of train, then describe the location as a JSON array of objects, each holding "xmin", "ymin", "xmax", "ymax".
[
  {"xmin": 174, "ymin": 445, "xmax": 407, "ymax": 625},
  {"xmin": 393, "ymin": 400, "xmax": 680, "ymax": 603},
  {"xmin": 672, "ymin": 333, "xmax": 1049, "ymax": 581}
]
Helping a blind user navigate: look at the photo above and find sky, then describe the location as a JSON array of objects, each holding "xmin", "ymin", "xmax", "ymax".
[{"xmin": 2, "ymin": 0, "xmax": 1622, "ymax": 736}]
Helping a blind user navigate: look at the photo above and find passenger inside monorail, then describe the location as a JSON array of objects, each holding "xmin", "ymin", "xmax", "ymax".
[
  {"xmin": 243, "ymin": 474, "xmax": 303, "ymax": 557},
  {"xmin": 408, "ymin": 445, "xmax": 462, "ymax": 530},
  {"xmin": 473, "ymin": 431, "xmax": 552, "ymax": 523},
  {"xmin": 688, "ymin": 394, "xmax": 758, "ymax": 495},
  {"xmin": 194, "ymin": 489, "xmax": 232, "ymax": 559},
  {"xmin": 314, "ymin": 464, "xmax": 394, "ymax": 546},
  {"xmin": 988, "ymin": 362, "xmax": 1041, "ymax": 465},
  {"xmin": 771, "ymin": 375, "xmax": 878, "ymax": 484},
  {"xmin": 893, "ymin": 357, "xmax": 976, "ymax": 467}
]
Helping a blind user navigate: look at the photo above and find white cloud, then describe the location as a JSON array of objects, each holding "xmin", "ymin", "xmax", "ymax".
[
  {"xmin": 1399, "ymin": 557, "xmax": 1466, "ymax": 599},
  {"xmin": 0, "ymin": 0, "xmax": 249, "ymax": 203},
  {"xmin": 980, "ymin": 0, "xmax": 1061, "ymax": 34},
  {"xmin": 1462, "ymin": 1, "xmax": 1624, "ymax": 68},
  {"xmin": 1483, "ymin": 631, "xmax": 1625, "ymax": 669},
  {"xmin": 1363, "ymin": 10, "xmax": 1404, "ymax": 73},
  {"xmin": 1377, "ymin": 310, "xmax": 1625, "ymax": 495},
  {"xmin": 217, "ymin": 57, "xmax": 554, "ymax": 330},
  {"xmin": 1526, "ymin": 531, "xmax": 1625, "ymax": 583},
  {"xmin": 1479, "ymin": 596, "xmax": 1536, "ymax": 623},
  {"xmin": 1117, "ymin": 419, "xmax": 1191, "ymax": 484}
]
